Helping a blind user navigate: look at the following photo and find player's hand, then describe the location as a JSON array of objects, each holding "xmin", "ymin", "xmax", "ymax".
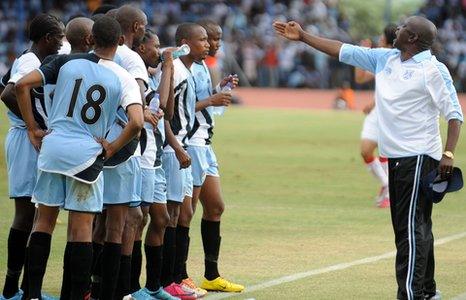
[
  {"xmin": 27, "ymin": 127, "xmax": 47, "ymax": 151},
  {"xmin": 162, "ymin": 47, "xmax": 177, "ymax": 66},
  {"xmin": 175, "ymin": 148, "xmax": 191, "ymax": 169},
  {"xmin": 144, "ymin": 108, "xmax": 159, "ymax": 127},
  {"xmin": 438, "ymin": 156, "xmax": 454, "ymax": 180},
  {"xmin": 273, "ymin": 21, "xmax": 303, "ymax": 41},
  {"xmin": 155, "ymin": 109, "xmax": 164, "ymax": 120},
  {"xmin": 96, "ymin": 137, "xmax": 115, "ymax": 160},
  {"xmin": 210, "ymin": 92, "xmax": 232, "ymax": 107},
  {"xmin": 363, "ymin": 104, "xmax": 374, "ymax": 114},
  {"xmin": 360, "ymin": 39, "xmax": 372, "ymax": 48},
  {"xmin": 220, "ymin": 74, "xmax": 239, "ymax": 89}
]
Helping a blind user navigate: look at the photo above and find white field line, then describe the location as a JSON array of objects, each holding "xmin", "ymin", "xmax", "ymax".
[{"xmin": 206, "ymin": 231, "xmax": 466, "ymax": 299}]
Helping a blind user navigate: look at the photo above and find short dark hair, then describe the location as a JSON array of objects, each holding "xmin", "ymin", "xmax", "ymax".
[
  {"xmin": 384, "ymin": 23, "xmax": 398, "ymax": 46},
  {"xmin": 175, "ymin": 23, "xmax": 202, "ymax": 46},
  {"xmin": 196, "ymin": 19, "xmax": 220, "ymax": 33},
  {"xmin": 92, "ymin": 15, "xmax": 121, "ymax": 48},
  {"xmin": 132, "ymin": 29, "xmax": 156, "ymax": 49},
  {"xmin": 29, "ymin": 13, "xmax": 63, "ymax": 43},
  {"xmin": 92, "ymin": 4, "xmax": 117, "ymax": 16}
]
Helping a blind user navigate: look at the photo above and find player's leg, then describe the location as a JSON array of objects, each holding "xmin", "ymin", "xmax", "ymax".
[
  {"xmin": 89, "ymin": 212, "xmax": 106, "ymax": 299},
  {"xmin": 360, "ymin": 110, "xmax": 389, "ymax": 207},
  {"xmin": 174, "ymin": 146, "xmax": 208, "ymax": 297},
  {"xmin": 2, "ymin": 128, "xmax": 38, "ymax": 299},
  {"xmin": 117, "ymin": 206, "xmax": 143, "ymax": 300},
  {"xmin": 117, "ymin": 157, "xmax": 143, "ymax": 300},
  {"xmin": 65, "ymin": 212, "xmax": 94, "ymax": 299},
  {"xmin": 160, "ymin": 152, "xmax": 196, "ymax": 300},
  {"xmin": 130, "ymin": 205, "xmax": 148, "ymax": 293},
  {"xmin": 199, "ymin": 148, "xmax": 243, "ymax": 293},
  {"xmin": 60, "ymin": 173, "xmax": 103, "ymax": 300},
  {"xmin": 100, "ymin": 204, "xmax": 128, "ymax": 300},
  {"xmin": 2, "ymin": 199, "xmax": 35, "ymax": 299},
  {"xmin": 27, "ymin": 171, "xmax": 64, "ymax": 299},
  {"xmin": 361, "ymin": 139, "xmax": 389, "ymax": 207},
  {"xmin": 175, "ymin": 194, "xmax": 193, "ymax": 284},
  {"xmin": 100, "ymin": 158, "xmax": 137, "ymax": 300}
]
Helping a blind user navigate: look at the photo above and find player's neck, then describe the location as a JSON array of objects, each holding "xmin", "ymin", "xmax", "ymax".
[
  {"xmin": 123, "ymin": 34, "xmax": 134, "ymax": 49},
  {"xmin": 30, "ymin": 44, "xmax": 48, "ymax": 62},
  {"xmin": 94, "ymin": 47, "xmax": 116, "ymax": 61},
  {"xmin": 180, "ymin": 56, "xmax": 194, "ymax": 69}
]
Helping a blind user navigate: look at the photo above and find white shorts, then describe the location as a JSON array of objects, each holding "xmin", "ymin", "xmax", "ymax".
[
  {"xmin": 32, "ymin": 171, "xmax": 104, "ymax": 213},
  {"xmin": 162, "ymin": 152, "xmax": 192, "ymax": 202},
  {"xmin": 361, "ymin": 109, "xmax": 379, "ymax": 142}
]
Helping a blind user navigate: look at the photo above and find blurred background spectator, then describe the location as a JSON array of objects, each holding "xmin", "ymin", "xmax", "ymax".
[{"xmin": 0, "ymin": 0, "xmax": 464, "ymax": 91}]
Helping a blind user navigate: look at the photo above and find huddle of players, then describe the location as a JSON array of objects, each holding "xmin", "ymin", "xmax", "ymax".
[{"xmin": 0, "ymin": 4, "xmax": 243, "ymax": 300}]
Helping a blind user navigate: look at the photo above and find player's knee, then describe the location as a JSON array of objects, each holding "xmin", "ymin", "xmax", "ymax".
[
  {"xmin": 12, "ymin": 213, "xmax": 35, "ymax": 232},
  {"xmin": 206, "ymin": 201, "xmax": 225, "ymax": 219},
  {"xmin": 69, "ymin": 221, "xmax": 92, "ymax": 242},
  {"xmin": 105, "ymin": 220, "xmax": 125, "ymax": 243},
  {"xmin": 151, "ymin": 211, "xmax": 170, "ymax": 231},
  {"xmin": 140, "ymin": 211, "xmax": 149, "ymax": 231},
  {"xmin": 360, "ymin": 149, "xmax": 373, "ymax": 162}
]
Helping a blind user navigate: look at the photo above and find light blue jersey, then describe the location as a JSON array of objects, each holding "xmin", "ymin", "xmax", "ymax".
[
  {"xmin": 189, "ymin": 61, "xmax": 215, "ymax": 146},
  {"xmin": 37, "ymin": 53, "xmax": 140, "ymax": 183}
]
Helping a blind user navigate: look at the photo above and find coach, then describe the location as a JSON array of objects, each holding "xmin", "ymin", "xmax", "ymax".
[{"xmin": 274, "ymin": 16, "xmax": 462, "ymax": 300}]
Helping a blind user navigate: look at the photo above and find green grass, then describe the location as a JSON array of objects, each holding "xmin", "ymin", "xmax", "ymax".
[{"xmin": 1, "ymin": 106, "xmax": 466, "ymax": 299}]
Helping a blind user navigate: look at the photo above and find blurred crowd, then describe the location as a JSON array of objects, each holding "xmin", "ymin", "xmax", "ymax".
[{"xmin": 0, "ymin": 0, "xmax": 465, "ymax": 91}]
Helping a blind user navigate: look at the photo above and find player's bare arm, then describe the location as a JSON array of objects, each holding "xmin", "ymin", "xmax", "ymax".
[
  {"xmin": 1, "ymin": 84, "xmax": 23, "ymax": 118},
  {"xmin": 439, "ymin": 119, "xmax": 462, "ymax": 179},
  {"xmin": 164, "ymin": 65, "xmax": 175, "ymax": 121},
  {"xmin": 273, "ymin": 21, "xmax": 343, "ymax": 58},
  {"xmin": 195, "ymin": 92, "xmax": 232, "ymax": 112},
  {"xmin": 157, "ymin": 48, "xmax": 175, "ymax": 115},
  {"xmin": 164, "ymin": 119, "xmax": 191, "ymax": 168},
  {"xmin": 99, "ymin": 103, "xmax": 144, "ymax": 159},
  {"xmin": 14, "ymin": 70, "xmax": 47, "ymax": 150}
]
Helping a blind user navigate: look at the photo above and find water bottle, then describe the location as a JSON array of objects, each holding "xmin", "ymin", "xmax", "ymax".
[
  {"xmin": 149, "ymin": 95, "xmax": 160, "ymax": 113},
  {"xmin": 213, "ymin": 82, "xmax": 233, "ymax": 116},
  {"xmin": 161, "ymin": 44, "xmax": 190, "ymax": 61}
]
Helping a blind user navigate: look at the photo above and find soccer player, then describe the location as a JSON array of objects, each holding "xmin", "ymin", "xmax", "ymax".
[
  {"xmin": 15, "ymin": 15, "xmax": 144, "ymax": 300},
  {"xmin": 94, "ymin": 6, "xmax": 148, "ymax": 300},
  {"xmin": 0, "ymin": 14, "xmax": 64, "ymax": 300},
  {"xmin": 160, "ymin": 22, "xmax": 210, "ymax": 300},
  {"xmin": 355, "ymin": 24, "xmax": 397, "ymax": 208},
  {"xmin": 175, "ymin": 19, "xmax": 244, "ymax": 294},
  {"xmin": 274, "ymin": 16, "xmax": 461, "ymax": 300},
  {"xmin": 131, "ymin": 29, "xmax": 180, "ymax": 300}
]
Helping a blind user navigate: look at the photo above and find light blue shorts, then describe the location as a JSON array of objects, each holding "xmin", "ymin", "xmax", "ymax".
[
  {"xmin": 5, "ymin": 127, "xmax": 38, "ymax": 198},
  {"xmin": 162, "ymin": 152, "xmax": 192, "ymax": 202},
  {"xmin": 141, "ymin": 167, "xmax": 167, "ymax": 205},
  {"xmin": 187, "ymin": 145, "xmax": 219, "ymax": 187},
  {"xmin": 32, "ymin": 170, "xmax": 104, "ymax": 212},
  {"xmin": 103, "ymin": 156, "xmax": 142, "ymax": 206}
]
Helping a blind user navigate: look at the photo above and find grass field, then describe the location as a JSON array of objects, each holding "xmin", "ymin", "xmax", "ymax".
[{"xmin": 0, "ymin": 106, "xmax": 465, "ymax": 299}]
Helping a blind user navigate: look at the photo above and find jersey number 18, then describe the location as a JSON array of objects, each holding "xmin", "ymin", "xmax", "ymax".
[{"xmin": 67, "ymin": 78, "xmax": 106, "ymax": 124}]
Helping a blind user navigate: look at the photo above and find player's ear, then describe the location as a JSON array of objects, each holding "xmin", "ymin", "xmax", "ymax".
[
  {"xmin": 86, "ymin": 34, "xmax": 94, "ymax": 47},
  {"xmin": 138, "ymin": 44, "xmax": 145, "ymax": 53},
  {"xmin": 89, "ymin": 34, "xmax": 95, "ymax": 47},
  {"xmin": 118, "ymin": 35, "xmax": 125, "ymax": 46},
  {"xmin": 132, "ymin": 21, "xmax": 139, "ymax": 34}
]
